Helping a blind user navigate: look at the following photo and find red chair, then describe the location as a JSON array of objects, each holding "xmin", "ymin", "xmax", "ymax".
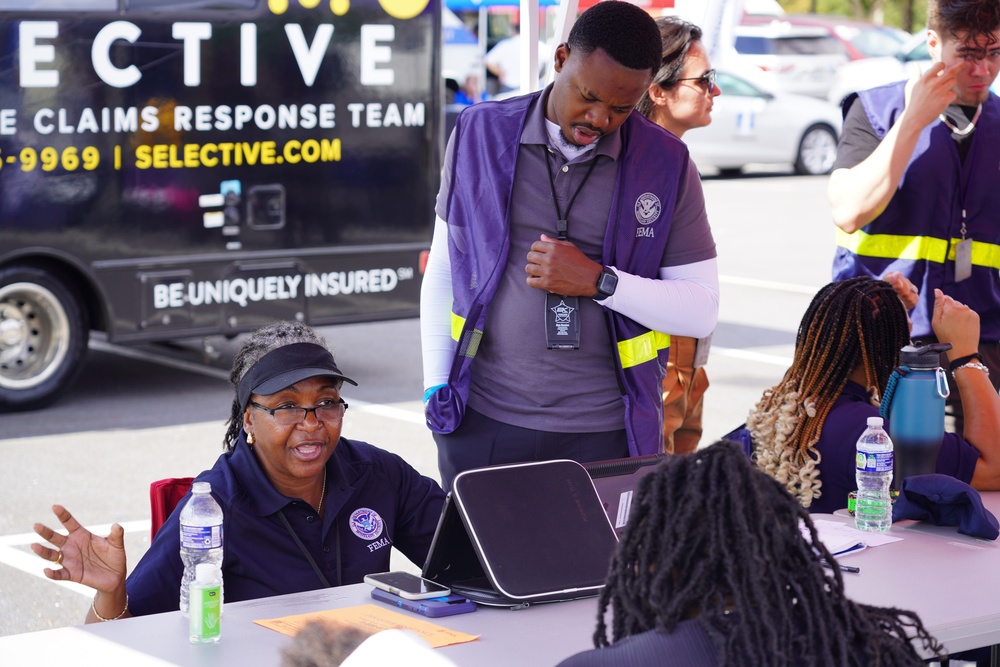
[{"xmin": 149, "ymin": 477, "xmax": 194, "ymax": 541}]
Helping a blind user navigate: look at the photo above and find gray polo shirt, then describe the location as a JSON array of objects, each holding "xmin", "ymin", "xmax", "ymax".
[{"xmin": 436, "ymin": 89, "xmax": 715, "ymax": 433}]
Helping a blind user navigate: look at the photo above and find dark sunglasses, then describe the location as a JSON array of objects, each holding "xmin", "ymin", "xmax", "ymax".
[{"xmin": 676, "ymin": 69, "xmax": 717, "ymax": 91}]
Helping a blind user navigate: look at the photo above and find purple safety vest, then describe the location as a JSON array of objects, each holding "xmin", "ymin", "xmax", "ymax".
[
  {"xmin": 832, "ymin": 81, "xmax": 1000, "ymax": 340},
  {"xmin": 426, "ymin": 90, "xmax": 690, "ymax": 456}
]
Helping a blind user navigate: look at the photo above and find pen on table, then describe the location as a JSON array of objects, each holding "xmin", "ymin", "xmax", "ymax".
[{"xmin": 821, "ymin": 560, "xmax": 860, "ymax": 574}]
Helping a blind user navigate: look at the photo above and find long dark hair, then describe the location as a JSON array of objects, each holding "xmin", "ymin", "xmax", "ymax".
[
  {"xmin": 595, "ymin": 441, "xmax": 942, "ymax": 665},
  {"xmin": 636, "ymin": 17, "xmax": 703, "ymax": 118}
]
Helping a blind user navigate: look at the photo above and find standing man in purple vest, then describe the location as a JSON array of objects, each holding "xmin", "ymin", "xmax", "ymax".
[
  {"xmin": 828, "ymin": 0, "xmax": 1000, "ymax": 432},
  {"xmin": 420, "ymin": 1, "xmax": 719, "ymax": 489}
]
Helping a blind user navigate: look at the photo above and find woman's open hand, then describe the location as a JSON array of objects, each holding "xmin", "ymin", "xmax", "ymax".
[{"xmin": 32, "ymin": 505, "xmax": 127, "ymax": 594}]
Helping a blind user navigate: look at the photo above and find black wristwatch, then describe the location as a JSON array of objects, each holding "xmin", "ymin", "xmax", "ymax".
[{"xmin": 594, "ymin": 267, "xmax": 618, "ymax": 301}]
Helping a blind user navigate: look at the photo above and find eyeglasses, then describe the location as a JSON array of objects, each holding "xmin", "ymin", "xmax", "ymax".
[
  {"xmin": 677, "ymin": 69, "xmax": 717, "ymax": 91},
  {"xmin": 251, "ymin": 399, "xmax": 349, "ymax": 425}
]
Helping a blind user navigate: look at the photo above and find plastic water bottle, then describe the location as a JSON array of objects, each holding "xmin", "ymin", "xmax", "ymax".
[
  {"xmin": 179, "ymin": 482, "xmax": 223, "ymax": 616},
  {"xmin": 189, "ymin": 563, "xmax": 222, "ymax": 644},
  {"xmin": 855, "ymin": 417, "xmax": 893, "ymax": 533}
]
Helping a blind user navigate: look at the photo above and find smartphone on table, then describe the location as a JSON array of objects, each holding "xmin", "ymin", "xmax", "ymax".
[
  {"xmin": 363, "ymin": 571, "xmax": 451, "ymax": 600},
  {"xmin": 369, "ymin": 588, "xmax": 477, "ymax": 618}
]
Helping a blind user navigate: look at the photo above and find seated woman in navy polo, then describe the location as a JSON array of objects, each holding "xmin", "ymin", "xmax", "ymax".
[
  {"xmin": 32, "ymin": 321, "xmax": 445, "ymax": 622},
  {"xmin": 735, "ymin": 276, "xmax": 1000, "ymax": 514}
]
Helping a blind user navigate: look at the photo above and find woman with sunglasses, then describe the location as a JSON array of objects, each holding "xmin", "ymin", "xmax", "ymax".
[
  {"xmin": 636, "ymin": 17, "xmax": 721, "ymax": 456},
  {"xmin": 32, "ymin": 321, "xmax": 445, "ymax": 622}
]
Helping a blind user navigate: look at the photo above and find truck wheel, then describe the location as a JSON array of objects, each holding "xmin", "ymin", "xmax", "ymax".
[{"xmin": 0, "ymin": 266, "xmax": 89, "ymax": 410}]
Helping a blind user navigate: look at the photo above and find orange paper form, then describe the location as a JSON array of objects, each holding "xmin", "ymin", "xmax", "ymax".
[{"xmin": 255, "ymin": 604, "xmax": 479, "ymax": 648}]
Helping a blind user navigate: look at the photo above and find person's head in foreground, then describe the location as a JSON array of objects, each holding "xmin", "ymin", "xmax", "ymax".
[
  {"xmin": 546, "ymin": 0, "xmax": 662, "ymax": 148},
  {"xmin": 636, "ymin": 16, "xmax": 721, "ymax": 138},
  {"xmin": 572, "ymin": 441, "xmax": 942, "ymax": 666},
  {"xmin": 281, "ymin": 620, "xmax": 372, "ymax": 667},
  {"xmin": 747, "ymin": 277, "xmax": 909, "ymax": 507},
  {"xmin": 926, "ymin": 0, "xmax": 1000, "ymax": 107}
]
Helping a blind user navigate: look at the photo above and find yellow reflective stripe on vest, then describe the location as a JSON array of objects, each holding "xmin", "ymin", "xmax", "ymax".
[
  {"xmin": 451, "ymin": 312, "xmax": 482, "ymax": 358},
  {"xmin": 618, "ymin": 331, "xmax": 670, "ymax": 369},
  {"xmin": 835, "ymin": 228, "xmax": 948, "ymax": 263},
  {"xmin": 836, "ymin": 229, "xmax": 1000, "ymax": 269},
  {"xmin": 451, "ymin": 312, "xmax": 465, "ymax": 342},
  {"xmin": 947, "ymin": 239, "xmax": 1000, "ymax": 270}
]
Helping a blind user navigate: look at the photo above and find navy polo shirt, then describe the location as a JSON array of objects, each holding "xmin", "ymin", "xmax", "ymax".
[
  {"xmin": 810, "ymin": 381, "xmax": 980, "ymax": 514},
  {"xmin": 126, "ymin": 435, "xmax": 445, "ymax": 616}
]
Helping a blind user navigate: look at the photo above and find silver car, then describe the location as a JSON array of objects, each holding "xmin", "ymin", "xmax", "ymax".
[{"xmin": 684, "ymin": 70, "xmax": 843, "ymax": 176}]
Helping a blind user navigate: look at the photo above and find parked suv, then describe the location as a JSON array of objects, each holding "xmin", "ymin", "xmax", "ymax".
[{"xmin": 734, "ymin": 22, "xmax": 850, "ymax": 99}]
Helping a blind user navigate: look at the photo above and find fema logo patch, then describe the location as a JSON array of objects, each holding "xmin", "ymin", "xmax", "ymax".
[
  {"xmin": 635, "ymin": 193, "xmax": 661, "ymax": 225},
  {"xmin": 349, "ymin": 508, "xmax": 384, "ymax": 540}
]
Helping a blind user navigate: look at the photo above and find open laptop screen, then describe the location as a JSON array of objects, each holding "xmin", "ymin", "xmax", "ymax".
[
  {"xmin": 583, "ymin": 454, "xmax": 666, "ymax": 536},
  {"xmin": 450, "ymin": 460, "xmax": 617, "ymax": 599}
]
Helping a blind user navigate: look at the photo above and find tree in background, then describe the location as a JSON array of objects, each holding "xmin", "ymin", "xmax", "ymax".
[{"xmin": 777, "ymin": 0, "xmax": 925, "ymax": 33}]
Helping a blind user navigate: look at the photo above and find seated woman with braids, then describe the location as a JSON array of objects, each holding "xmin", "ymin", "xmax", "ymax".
[
  {"xmin": 557, "ymin": 441, "xmax": 943, "ymax": 666},
  {"xmin": 31, "ymin": 321, "xmax": 445, "ymax": 622},
  {"xmin": 737, "ymin": 276, "xmax": 1000, "ymax": 514}
]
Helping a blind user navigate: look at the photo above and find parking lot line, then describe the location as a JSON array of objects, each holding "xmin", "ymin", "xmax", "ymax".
[{"xmin": 0, "ymin": 520, "xmax": 149, "ymax": 597}]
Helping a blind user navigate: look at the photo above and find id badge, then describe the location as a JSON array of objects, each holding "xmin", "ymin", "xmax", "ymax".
[
  {"xmin": 693, "ymin": 333, "xmax": 712, "ymax": 368},
  {"xmin": 545, "ymin": 293, "xmax": 580, "ymax": 349},
  {"xmin": 955, "ymin": 238, "xmax": 973, "ymax": 282}
]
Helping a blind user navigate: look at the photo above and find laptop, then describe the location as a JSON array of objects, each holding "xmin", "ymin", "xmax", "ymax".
[
  {"xmin": 421, "ymin": 459, "xmax": 619, "ymax": 607},
  {"xmin": 583, "ymin": 454, "xmax": 666, "ymax": 537}
]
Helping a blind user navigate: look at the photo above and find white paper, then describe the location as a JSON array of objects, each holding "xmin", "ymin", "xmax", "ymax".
[{"xmin": 804, "ymin": 519, "xmax": 902, "ymax": 557}]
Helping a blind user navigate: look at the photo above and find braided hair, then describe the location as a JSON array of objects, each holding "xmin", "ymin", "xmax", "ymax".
[
  {"xmin": 747, "ymin": 277, "xmax": 909, "ymax": 508},
  {"xmin": 635, "ymin": 17, "xmax": 703, "ymax": 119},
  {"xmin": 594, "ymin": 441, "xmax": 942, "ymax": 665},
  {"xmin": 222, "ymin": 321, "xmax": 332, "ymax": 451}
]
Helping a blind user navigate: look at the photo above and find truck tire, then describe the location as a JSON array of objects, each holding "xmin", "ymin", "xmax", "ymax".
[{"xmin": 0, "ymin": 266, "xmax": 89, "ymax": 411}]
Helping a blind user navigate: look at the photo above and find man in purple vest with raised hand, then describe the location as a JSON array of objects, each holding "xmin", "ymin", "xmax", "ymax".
[
  {"xmin": 828, "ymin": 0, "xmax": 1000, "ymax": 432},
  {"xmin": 420, "ymin": 1, "xmax": 719, "ymax": 490}
]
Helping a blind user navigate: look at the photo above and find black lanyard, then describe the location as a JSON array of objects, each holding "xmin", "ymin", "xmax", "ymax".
[{"xmin": 544, "ymin": 147, "xmax": 599, "ymax": 241}]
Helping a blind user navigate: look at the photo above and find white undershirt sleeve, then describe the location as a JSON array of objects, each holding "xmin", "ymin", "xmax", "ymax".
[
  {"xmin": 420, "ymin": 215, "xmax": 456, "ymax": 389},
  {"xmin": 599, "ymin": 258, "xmax": 719, "ymax": 338}
]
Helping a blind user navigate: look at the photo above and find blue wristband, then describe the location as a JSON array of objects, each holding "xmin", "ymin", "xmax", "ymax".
[{"xmin": 423, "ymin": 384, "xmax": 446, "ymax": 404}]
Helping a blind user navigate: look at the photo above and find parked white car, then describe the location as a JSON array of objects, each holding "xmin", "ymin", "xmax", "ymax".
[
  {"xmin": 684, "ymin": 70, "xmax": 843, "ymax": 176},
  {"xmin": 826, "ymin": 32, "xmax": 929, "ymax": 107}
]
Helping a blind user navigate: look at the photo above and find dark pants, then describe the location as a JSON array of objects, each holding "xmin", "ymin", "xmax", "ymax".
[{"xmin": 434, "ymin": 407, "xmax": 630, "ymax": 492}]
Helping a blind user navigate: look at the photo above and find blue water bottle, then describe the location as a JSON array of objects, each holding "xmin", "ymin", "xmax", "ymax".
[{"xmin": 881, "ymin": 343, "xmax": 951, "ymax": 483}]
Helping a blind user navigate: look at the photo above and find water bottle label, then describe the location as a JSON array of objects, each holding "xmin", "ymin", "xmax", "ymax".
[
  {"xmin": 181, "ymin": 525, "xmax": 223, "ymax": 549},
  {"xmin": 856, "ymin": 451, "xmax": 894, "ymax": 473}
]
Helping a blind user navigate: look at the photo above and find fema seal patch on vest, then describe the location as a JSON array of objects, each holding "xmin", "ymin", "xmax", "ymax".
[
  {"xmin": 349, "ymin": 508, "xmax": 384, "ymax": 540},
  {"xmin": 635, "ymin": 193, "xmax": 661, "ymax": 238}
]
